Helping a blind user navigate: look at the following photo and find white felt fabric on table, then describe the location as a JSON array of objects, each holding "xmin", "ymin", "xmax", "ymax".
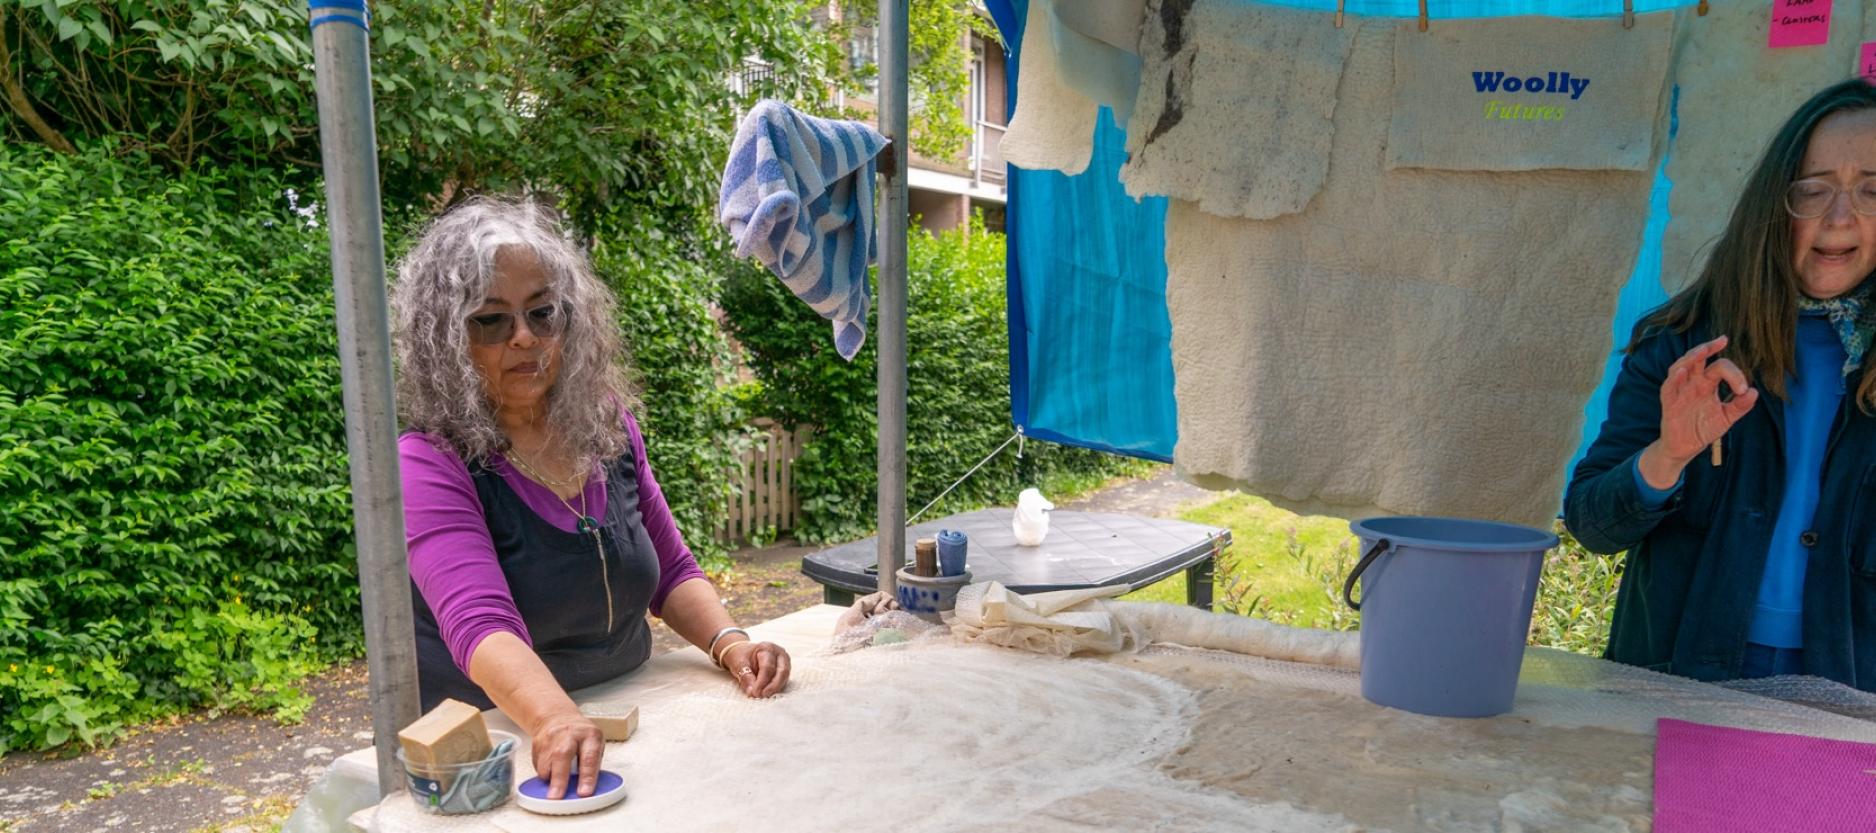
[
  {"xmin": 1122, "ymin": 0, "xmax": 1356, "ymax": 220},
  {"xmin": 370, "ymin": 641, "xmax": 1361, "ymax": 833},
  {"xmin": 950, "ymin": 582, "xmax": 1142, "ymax": 655},
  {"xmin": 1155, "ymin": 7, "xmax": 1666, "ymax": 528},
  {"xmin": 1110, "ymin": 601, "xmax": 1358, "ymax": 670},
  {"xmin": 947, "ymin": 581, "xmax": 1359, "ymax": 669},
  {"xmin": 1660, "ymin": 0, "xmax": 1871, "ymax": 291},
  {"xmin": 362, "ymin": 638, "xmax": 1876, "ymax": 833},
  {"xmin": 350, "ymin": 602, "xmax": 1876, "ymax": 833}
]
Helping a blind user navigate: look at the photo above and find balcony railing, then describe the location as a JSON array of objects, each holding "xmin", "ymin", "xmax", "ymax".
[
  {"xmin": 972, "ymin": 121, "xmax": 1006, "ymax": 187},
  {"xmin": 729, "ymin": 61, "xmax": 775, "ymax": 99}
]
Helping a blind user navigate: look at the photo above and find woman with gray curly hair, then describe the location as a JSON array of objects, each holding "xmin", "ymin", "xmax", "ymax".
[{"xmin": 392, "ymin": 196, "xmax": 790, "ymax": 801}]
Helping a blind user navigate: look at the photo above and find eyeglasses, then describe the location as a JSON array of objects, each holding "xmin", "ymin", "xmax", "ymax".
[
  {"xmin": 1784, "ymin": 177, "xmax": 1876, "ymax": 219},
  {"xmin": 466, "ymin": 303, "xmax": 564, "ymax": 345}
]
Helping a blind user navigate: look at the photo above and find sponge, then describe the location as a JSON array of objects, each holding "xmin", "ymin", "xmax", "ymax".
[
  {"xmin": 579, "ymin": 703, "xmax": 639, "ymax": 742},
  {"xmin": 397, "ymin": 698, "xmax": 493, "ymax": 771}
]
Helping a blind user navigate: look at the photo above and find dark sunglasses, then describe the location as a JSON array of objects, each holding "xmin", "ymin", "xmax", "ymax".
[{"xmin": 466, "ymin": 302, "xmax": 564, "ymax": 345}]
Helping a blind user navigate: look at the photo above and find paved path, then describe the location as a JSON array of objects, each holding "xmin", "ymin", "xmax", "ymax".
[
  {"xmin": 1057, "ymin": 467, "xmax": 1213, "ymax": 516},
  {"xmin": 0, "ymin": 469, "xmax": 1211, "ymax": 832}
]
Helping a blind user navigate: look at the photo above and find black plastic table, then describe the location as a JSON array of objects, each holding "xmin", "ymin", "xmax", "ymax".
[{"xmin": 800, "ymin": 508, "xmax": 1231, "ymax": 610}]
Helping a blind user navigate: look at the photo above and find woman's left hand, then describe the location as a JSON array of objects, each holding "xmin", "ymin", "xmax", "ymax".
[{"xmin": 719, "ymin": 640, "xmax": 790, "ymax": 698}]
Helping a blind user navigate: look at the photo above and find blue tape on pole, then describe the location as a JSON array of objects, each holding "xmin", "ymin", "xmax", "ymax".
[
  {"xmin": 308, "ymin": 13, "xmax": 369, "ymax": 31},
  {"xmin": 307, "ymin": 0, "xmax": 369, "ymax": 31}
]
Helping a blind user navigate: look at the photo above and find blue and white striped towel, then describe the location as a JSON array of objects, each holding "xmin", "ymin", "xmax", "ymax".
[{"xmin": 718, "ymin": 100, "xmax": 888, "ymax": 361}]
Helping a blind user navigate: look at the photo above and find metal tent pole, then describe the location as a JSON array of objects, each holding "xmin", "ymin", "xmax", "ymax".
[
  {"xmin": 306, "ymin": 0, "xmax": 419, "ymax": 796},
  {"xmin": 876, "ymin": 0, "xmax": 910, "ymax": 599}
]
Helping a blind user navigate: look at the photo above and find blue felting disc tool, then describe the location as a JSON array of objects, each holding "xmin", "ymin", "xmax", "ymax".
[{"xmin": 515, "ymin": 768, "xmax": 626, "ymax": 816}]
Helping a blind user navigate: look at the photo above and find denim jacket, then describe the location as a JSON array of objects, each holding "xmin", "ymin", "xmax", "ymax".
[{"xmin": 1563, "ymin": 324, "xmax": 1876, "ymax": 691}]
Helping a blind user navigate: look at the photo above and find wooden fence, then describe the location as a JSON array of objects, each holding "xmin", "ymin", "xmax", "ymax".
[{"xmin": 718, "ymin": 419, "xmax": 809, "ymax": 544}]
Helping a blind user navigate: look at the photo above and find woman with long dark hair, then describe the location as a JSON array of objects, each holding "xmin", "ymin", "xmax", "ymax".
[{"xmin": 1566, "ymin": 79, "xmax": 1876, "ymax": 691}]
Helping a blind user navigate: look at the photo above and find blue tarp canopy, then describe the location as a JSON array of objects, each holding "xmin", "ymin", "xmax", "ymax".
[{"xmin": 990, "ymin": 0, "xmax": 1694, "ymax": 471}]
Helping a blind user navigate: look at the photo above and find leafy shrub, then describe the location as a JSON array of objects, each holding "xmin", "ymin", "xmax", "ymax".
[
  {"xmin": 592, "ymin": 221, "xmax": 744, "ymax": 571},
  {"xmin": 1527, "ymin": 525, "xmax": 1625, "ymax": 657},
  {"xmin": 3, "ymin": 0, "xmax": 836, "ymax": 238},
  {"xmin": 0, "ymin": 143, "xmax": 350, "ymax": 752},
  {"xmin": 720, "ymin": 219, "xmax": 1144, "ymax": 543}
]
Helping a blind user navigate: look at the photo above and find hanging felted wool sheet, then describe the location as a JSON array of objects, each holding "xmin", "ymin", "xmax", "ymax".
[
  {"xmin": 1002, "ymin": 0, "xmax": 1101, "ymax": 175},
  {"xmin": 1161, "ymin": 6, "xmax": 1671, "ymax": 528},
  {"xmin": 1050, "ymin": 0, "xmax": 1149, "ymax": 126},
  {"xmin": 1659, "ymin": 0, "xmax": 1869, "ymax": 292},
  {"xmin": 1122, "ymin": 1, "xmax": 1357, "ymax": 220}
]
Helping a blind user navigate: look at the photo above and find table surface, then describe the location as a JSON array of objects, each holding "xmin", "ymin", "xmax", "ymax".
[
  {"xmin": 314, "ymin": 607, "xmax": 846, "ymax": 833},
  {"xmin": 308, "ymin": 602, "xmax": 1876, "ymax": 833},
  {"xmin": 799, "ymin": 508, "xmax": 1229, "ymax": 595}
]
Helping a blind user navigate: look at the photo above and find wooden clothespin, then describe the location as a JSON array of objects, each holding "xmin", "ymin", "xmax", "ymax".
[
  {"xmin": 1697, "ymin": 0, "xmax": 1709, "ymax": 15},
  {"xmin": 1622, "ymin": 0, "xmax": 1635, "ymax": 30},
  {"xmin": 1418, "ymin": 0, "xmax": 1429, "ymax": 32},
  {"xmin": 1335, "ymin": 0, "xmax": 1345, "ymax": 29}
]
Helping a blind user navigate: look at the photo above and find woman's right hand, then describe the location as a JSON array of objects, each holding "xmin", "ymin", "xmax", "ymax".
[
  {"xmin": 530, "ymin": 710, "xmax": 606, "ymax": 800},
  {"xmin": 1643, "ymin": 335, "xmax": 1759, "ymax": 487}
]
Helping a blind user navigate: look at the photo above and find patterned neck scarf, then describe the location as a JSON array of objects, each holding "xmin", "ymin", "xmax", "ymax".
[{"xmin": 1796, "ymin": 279, "xmax": 1876, "ymax": 380}]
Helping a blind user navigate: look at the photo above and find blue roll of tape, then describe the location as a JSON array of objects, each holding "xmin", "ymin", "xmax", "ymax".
[{"xmin": 936, "ymin": 529, "xmax": 968, "ymax": 577}]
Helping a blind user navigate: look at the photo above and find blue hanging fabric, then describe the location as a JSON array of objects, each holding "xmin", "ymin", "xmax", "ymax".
[
  {"xmin": 997, "ymin": 0, "xmax": 1175, "ymax": 461},
  {"xmin": 993, "ymin": 0, "xmax": 1695, "ymax": 470},
  {"xmin": 1574, "ymin": 87, "xmax": 1677, "ymax": 472},
  {"xmin": 1007, "ymin": 105, "xmax": 1177, "ymax": 460}
]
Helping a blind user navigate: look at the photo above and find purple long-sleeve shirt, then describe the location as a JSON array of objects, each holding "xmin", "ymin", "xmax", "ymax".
[{"xmin": 401, "ymin": 411, "xmax": 707, "ymax": 675}]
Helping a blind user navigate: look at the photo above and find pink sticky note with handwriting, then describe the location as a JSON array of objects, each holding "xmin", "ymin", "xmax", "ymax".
[
  {"xmin": 1861, "ymin": 42, "xmax": 1876, "ymax": 81},
  {"xmin": 1768, "ymin": 0, "xmax": 1831, "ymax": 48}
]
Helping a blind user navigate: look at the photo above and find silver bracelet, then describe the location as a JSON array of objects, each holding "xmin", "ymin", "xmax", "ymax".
[{"xmin": 706, "ymin": 626, "xmax": 748, "ymax": 665}]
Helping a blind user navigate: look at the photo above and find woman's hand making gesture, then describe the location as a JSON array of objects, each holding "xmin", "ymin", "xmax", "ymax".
[{"xmin": 1639, "ymin": 335, "xmax": 1760, "ymax": 489}]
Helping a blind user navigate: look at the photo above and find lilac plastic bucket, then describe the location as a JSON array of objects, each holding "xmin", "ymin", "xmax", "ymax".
[{"xmin": 1345, "ymin": 517, "xmax": 1555, "ymax": 718}]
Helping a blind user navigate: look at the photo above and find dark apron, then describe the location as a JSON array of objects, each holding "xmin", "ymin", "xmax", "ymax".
[{"xmin": 412, "ymin": 447, "xmax": 659, "ymax": 711}]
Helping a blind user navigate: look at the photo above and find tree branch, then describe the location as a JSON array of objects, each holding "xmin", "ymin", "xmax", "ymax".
[
  {"xmin": 164, "ymin": 85, "xmax": 195, "ymax": 158},
  {"xmin": 0, "ymin": 8, "xmax": 76, "ymax": 153}
]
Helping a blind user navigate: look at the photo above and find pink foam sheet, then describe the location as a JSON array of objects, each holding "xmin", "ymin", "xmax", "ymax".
[{"xmin": 1654, "ymin": 718, "xmax": 1876, "ymax": 832}]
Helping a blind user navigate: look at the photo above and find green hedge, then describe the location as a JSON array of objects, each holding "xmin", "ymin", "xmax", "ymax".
[
  {"xmin": 721, "ymin": 220, "xmax": 1145, "ymax": 544},
  {"xmin": 593, "ymin": 221, "xmax": 743, "ymax": 571},
  {"xmin": 0, "ymin": 145, "xmax": 757, "ymax": 752},
  {"xmin": 0, "ymin": 144, "xmax": 347, "ymax": 752}
]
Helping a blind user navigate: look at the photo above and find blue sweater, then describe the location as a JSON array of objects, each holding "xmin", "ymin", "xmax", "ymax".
[{"xmin": 1631, "ymin": 312, "xmax": 1846, "ymax": 649}]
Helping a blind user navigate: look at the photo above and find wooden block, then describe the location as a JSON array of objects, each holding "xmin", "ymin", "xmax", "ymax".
[
  {"xmin": 580, "ymin": 702, "xmax": 639, "ymax": 742},
  {"xmin": 397, "ymin": 698, "xmax": 493, "ymax": 771}
]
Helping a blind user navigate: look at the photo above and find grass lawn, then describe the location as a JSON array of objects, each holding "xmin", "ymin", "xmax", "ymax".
[
  {"xmin": 1128, "ymin": 492, "xmax": 1624, "ymax": 656},
  {"xmin": 1123, "ymin": 493, "xmax": 1361, "ymax": 632}
]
